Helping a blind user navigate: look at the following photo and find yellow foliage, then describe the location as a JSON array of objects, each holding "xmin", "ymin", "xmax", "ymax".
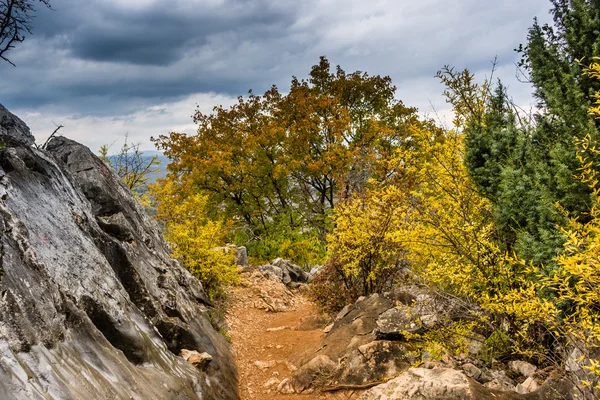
[
  {"xmin": 327, "ymin": 185, "xmax": 407, "ymax": 295},
  {"xmin": 150, "ymin": 178, "xmax": 239, "ymax": 298},
  {"xmin": 393, "ymin": 127, "xmax": 514, "ymax": 301}
]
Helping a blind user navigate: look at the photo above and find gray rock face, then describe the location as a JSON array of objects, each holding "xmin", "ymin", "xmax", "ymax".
[
  {"xmin": 374, "ymin": 306, "xmax": 423, "ymax": 340},
  {"xmin": 271, "ymin": 258, "xmax": 309, "ymax": 285},
  {"xmin": 0, "ymin": 104, "xmax": 35, "ymax": 146},
  {"xmin": 258, "ymin": 258, "xmax": 309, "ymax": 287},
  {"xmin": 0, "ymin": 106, "xmax": 237, "ymax": 399},
  {"xmin": 358, "ymin": 368, "xmax": 574, "ymax": 400}
]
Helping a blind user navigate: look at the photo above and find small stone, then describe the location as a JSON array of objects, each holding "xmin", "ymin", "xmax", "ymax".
[
  {"xmin": 509, "ymin": 360, "xmax": 537, "ymax": 377},
  {"xmin": 263, "ymin": 378, "xmax": 280, "ymax": 389},
  {"xmin": 461, "ymin": 363, "xmax": 482, "ymax": 380},
  {"xmin": 516, "ymin": 377, "xmax": 539, "ymax": 394},
  {"xmin": 180, "ymin": 349, "xmax": 212, "ymax": 369},
  {"xmin": 277, "ymin": 378, "xmax": 295, "ymax": 394},
  {"xmin": 254, "ymin": 360, "xmax": 277, "ymax": 370},
  {"xmin": 266, "ymin": 326, "xmax": 290, "ymax": 332},
  {"xmin": 323, "ymin": 323, "xmax": 334, "ymax": 333}
]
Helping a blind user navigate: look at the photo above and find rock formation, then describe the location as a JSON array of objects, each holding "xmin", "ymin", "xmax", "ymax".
[
  {"xmin": 287, "ymin": 285, "xmax": 575, "ymax": 399},
  {"xmin": 0, "ymin": 105, "xmax": 237, "ymax": 399}
]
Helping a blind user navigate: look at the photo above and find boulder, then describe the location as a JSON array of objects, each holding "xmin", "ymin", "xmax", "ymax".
[
  {"xmin": 358, "ymin": 368, "xmax": 477, "ymax": 400},
  {"xmin": 259, "ymin": 264, "xmax": 284, "ymax": 282},
  {"xmin": 509, "ymin": 360, "xmax": 537, "ymax": 378},
  {"xmin": 292, "ymin": 355, "xmax": 337, "ymax": 392},
  {"xmin": 332, "ymin": 341, "xmax": 413, "ymax": 386},
  {"xmin": 0, "ymin": 106, "xmax": 237, "ymax": 399},
  {"xmin": 0, "ymin": 104, "xmax": 35, "ymax": 146},
  {"xmin": 272, "ymin": 258, "xmax": 309, "ymax": 284}
]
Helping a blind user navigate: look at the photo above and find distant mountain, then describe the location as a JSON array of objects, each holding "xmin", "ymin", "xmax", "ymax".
[
  {"xmin": 105, "ymin": 150, "xmax": 170, "ymax": 188},
  {"xmin": 137, "ymin": 150, "xmax": 170, "ymax": 184}
]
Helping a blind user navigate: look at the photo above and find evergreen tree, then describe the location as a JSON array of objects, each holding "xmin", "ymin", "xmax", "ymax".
[{"xmin": 442, "ymin": 2, "xmax": 600, "ymax": 265}]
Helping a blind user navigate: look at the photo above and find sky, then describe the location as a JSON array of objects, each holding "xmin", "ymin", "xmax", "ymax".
[{"xmin": 0, "ymin": 0, "xmax": 553, "ymax": 151}]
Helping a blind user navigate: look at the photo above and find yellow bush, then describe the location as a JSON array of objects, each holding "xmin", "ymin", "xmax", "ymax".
[
  {"xmin": 327, "ymin": 184, "xmax": 407, "ymax": 296},
  {"xmin": 150, "ymin": 178, "xmax": 239, "ymax": 299}
]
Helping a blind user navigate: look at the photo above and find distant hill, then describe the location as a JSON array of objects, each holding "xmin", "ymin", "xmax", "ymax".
[
  {"xmin": 136, "ymin": 150, "xmax": 170, "ymax": 184},
  {"xmin": 105, "ymin": 150, "xmax": 170, "ymax": 189}
]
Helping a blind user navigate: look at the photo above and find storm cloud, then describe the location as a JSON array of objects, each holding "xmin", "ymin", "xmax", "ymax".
[{"xmin": 0, "ymin": 0, "xmax": 552, "ymax": 150}]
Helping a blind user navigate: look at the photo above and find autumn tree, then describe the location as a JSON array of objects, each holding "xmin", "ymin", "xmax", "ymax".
[
  {"xmin": 153, "ymin": 57, "xmax": 421, "ymax": 262},
  {"xmin": 0, "ymin": 0, "xmax": 51, "ymax": 65}
]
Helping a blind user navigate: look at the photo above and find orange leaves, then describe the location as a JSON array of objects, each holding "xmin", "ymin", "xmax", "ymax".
[{"xmin": 152, "ymin": 57, "xmax": 425, "ymax": 250}]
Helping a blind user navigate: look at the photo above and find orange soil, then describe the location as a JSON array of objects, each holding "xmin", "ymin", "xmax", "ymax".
[{"xmin": 226, "ymin": 284, "xmax": 363, "ymax": 400}]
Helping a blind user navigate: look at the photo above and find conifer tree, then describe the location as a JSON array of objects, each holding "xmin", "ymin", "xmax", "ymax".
[{"xmin": 446, "ymin": 0, "xmax": 600, "ymax": 265}]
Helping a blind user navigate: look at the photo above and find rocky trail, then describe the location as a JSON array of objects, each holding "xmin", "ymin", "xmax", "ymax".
[
  {"xmin": 223, "ymin": 261, "xmax": 578, "ymax": 400},
  {"xmin": 226, "ymin": 268, "xmax": 363, "ymax": 400}
]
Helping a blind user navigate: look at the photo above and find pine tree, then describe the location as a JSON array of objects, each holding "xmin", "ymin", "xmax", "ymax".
[{"xmin": 451, "ymin": 0, "xmax": 600, "ymax": 265}]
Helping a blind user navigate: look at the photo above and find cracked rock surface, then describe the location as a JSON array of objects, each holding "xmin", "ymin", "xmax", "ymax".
[{"xmin": 0, "ymin": 104, "xmax": 237, "ymax": 400}]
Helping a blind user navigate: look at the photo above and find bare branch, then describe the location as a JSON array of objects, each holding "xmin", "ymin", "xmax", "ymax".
[
  {"xmin": 0, "ymin": 0, "xmax": 51, "ymax": 65},
  {"xmin": 41, "ymin": 122, "xmax": 63, "ymax": 149}
]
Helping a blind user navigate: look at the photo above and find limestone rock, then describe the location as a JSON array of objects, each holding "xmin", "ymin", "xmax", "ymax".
[
  {"xmin": 0, "ymin": 106, "xmax": 237, "ymax": 399},
  {"xmin": 0, "ymin": 104, "xmax": 35, "ymax": 146},
  {"xmin": 181, "ymin": 349, "xmax": 213, "ymax": 369},
  {"xmin": 235, "ymin": 246, "xmax": 248, "ymax": 266},
  {"xmin": 259, "ymin": 264, "xmax": 284, "ymax": 281},
  {"xmin": 509, "ymin": 360, "xmax": 537, "ymax": 378},
  {"xmin": 357, "ymin": 367, "xmax": 480, "ymax": 400},
  {"xmin": 213, "ymin": 244, "xmax": 248, "ymax": 266},
  {"xmin": 333, "ymin": 341, "xmax": 413, "ymax": 386},
  {"xmin": 272, "ymin": 258, "xmax": 310, "ymax": 285},
  {"xmin": 516, "ymin": 377, "xmax": 539, "ymax": 394},
  {"xmin": 374, "ymin": 306, "xmax": 423, "ymax": 340},
  {"xmin": 308, "ymin": 264, "xmax": 324, "ymax": 282},
  {"xmin": 292, "ymin": 355, "xmax": 337, "ymax": 392},
  {"xmin": 462, "ymin": 363, "xmax": 482, "ymax": 380},
  {"xmin": 484, "ymin": 377, "xmax": 516, "ymax": 392},
  {"xmin": 264, "ymin": 378, "xmax": 280, "ymax": 389},
  {"xmin": 277, "ymin": 378, "xmax": 296, "ymax": 394}
]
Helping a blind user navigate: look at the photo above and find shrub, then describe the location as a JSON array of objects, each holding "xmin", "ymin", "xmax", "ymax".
[
  {"xmin": 150, "ymin": 178, "xmax": 239, "ymax": 299},
  {"xmin": 326, "ymin": 185, "xmax": 407, "ymax": 297},
  {"xmin": 309, "ymin": 259, "xmax": 362, "ymax": 315}
]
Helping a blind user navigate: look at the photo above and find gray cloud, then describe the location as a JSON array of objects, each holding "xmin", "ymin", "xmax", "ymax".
[{"xmin": 0, "ymin": 0, "xmax": 553, "ymax": 150}]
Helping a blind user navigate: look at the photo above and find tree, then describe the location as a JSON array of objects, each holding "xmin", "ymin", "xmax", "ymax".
[
  {"xmin": 477, "ymin": 0, "xmax": 600, "ymax": 265},
  {"xmin": 0, "ymin": 0, "xmax": 51, "ymax": 66},
  {"xmin": 439, "ymin": 56, "xmax": 595, "ymax": 266},
  {"xmin": 153, "ymin": 57, "xmax": 422, "ymax": 262},
  {"xmin": 99, "ymin": 134, "xmax": 161, "ymax": 194}
]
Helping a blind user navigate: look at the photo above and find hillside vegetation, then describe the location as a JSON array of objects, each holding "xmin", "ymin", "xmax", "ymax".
[{"xmin": 146, "ymin": 0, "xmax": 600, "ymax": 396}]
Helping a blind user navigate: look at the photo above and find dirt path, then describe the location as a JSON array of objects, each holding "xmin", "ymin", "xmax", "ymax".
[{"xmin": 225, "ymin": 273, "xmax": 363, "ymax": 400}]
